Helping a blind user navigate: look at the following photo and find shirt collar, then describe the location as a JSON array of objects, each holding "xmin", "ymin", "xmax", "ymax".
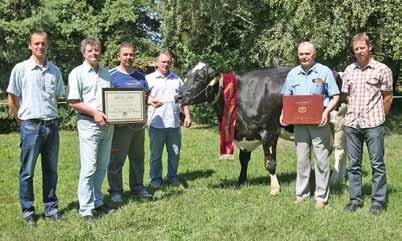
[
  {"xmin": 27, "ymin": 56, "xmax": 48, "ymax": 70},
  {"xmin": 353, "ymin": 58, "xmax": 376, "ymax": 70},
  {"xmin": 82, "ymin": 61, "xmax": 99, "ymax": 73},
  {"xmin": 154, "ymin": 70, "xmax": 174, "ymax": 79},
  {"xmin": 117, "ymin": 66, "xmax": 136, "ymax": 75},
  {"xmin": 297, "ymin": 62, "xmax": 318, "ymax": 75}
]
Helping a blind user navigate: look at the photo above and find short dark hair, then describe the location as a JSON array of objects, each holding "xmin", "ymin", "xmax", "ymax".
[
  {"xmin": 28, "ymin": 31, "xmax": 48, "ymax": 44},
  {"xmin": 352, "ymin": 33, "xmax": 371, "ymax": 46},
  {"xmin": 118, "ymin": 42, "xmax": 135, "ymax": 52},
  {"xmin": 80, "ymin": 37, "xmax": 101, "ymax": 54},
  {"xmin": 156, "ymin": 50, "xmax": 173, "ymax": 61}
]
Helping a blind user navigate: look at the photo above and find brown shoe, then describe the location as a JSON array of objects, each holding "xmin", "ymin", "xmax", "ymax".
[{"xmin": 315, "ymin": 200, "xmax": 326, "ymax": 209}]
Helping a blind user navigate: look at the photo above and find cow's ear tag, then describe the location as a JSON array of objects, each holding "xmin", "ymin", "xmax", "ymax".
[{"xmin": 209, "ymin": 78, "xmax": 217, "ymax": 86}]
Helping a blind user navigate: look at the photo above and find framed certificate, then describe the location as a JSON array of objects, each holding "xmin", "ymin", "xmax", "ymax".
[
  {"xmin": 102, "ymin": 88, "xmax": 147, "ymax": 124},
  {"xmin": 282, "ymin": 95, "xmax": 323, "ymax": 125}
]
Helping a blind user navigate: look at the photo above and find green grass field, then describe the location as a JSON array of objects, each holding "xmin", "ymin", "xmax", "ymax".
[{"xmin": 0, "ymin": 127, "xmax": 401, "ymax": 241}]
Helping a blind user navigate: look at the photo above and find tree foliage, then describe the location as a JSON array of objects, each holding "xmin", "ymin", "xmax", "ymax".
[
  {"xmin": 0, "ymin": 0, "xmax": 160, "ymax": 90},
  {"xmin": 159, "ymin": 0, "xmax": 401, "ymax": 76}
]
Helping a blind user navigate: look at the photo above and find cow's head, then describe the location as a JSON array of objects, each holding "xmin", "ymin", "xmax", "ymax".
[{"xmin": 176, "ymin": 61, "xmax": 219, "ymax": 105}]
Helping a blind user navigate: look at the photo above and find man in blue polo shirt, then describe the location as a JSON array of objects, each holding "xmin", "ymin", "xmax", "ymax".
[
  {"xmin": 280, "ymin": 42, "xmax": 339, "ymax": 209},
  {"xmin": 107, "ymin": 42, "xmax": 153, "ymax": 203},
  {"xmin": 7, "ymin": 31, "xmax": 65, "ymax": 226}
]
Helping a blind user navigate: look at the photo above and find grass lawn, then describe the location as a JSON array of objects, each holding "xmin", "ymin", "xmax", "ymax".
[{"xmin": 0, "ymin": 127, "xmax": 401, "ymax": 241}]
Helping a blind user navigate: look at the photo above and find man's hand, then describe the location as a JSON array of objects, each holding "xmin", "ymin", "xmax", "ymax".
[
  {"xmin": 319, "ymin": 111, "xmax": 329, "ymax": 126},
  {"xmin": 279, "ymin": 111, "xmax": 288, "ymax": 126},
  {"xmin": 94, "ymin": 111, "xmax": 107, "ymax": 126},
  {"xmin": 184, "ymin": 116, "xmax": 192, "ymax": 128},
  {"xmin": 148, "ymin": 97, "xmax": 163, "ymax": 108}
]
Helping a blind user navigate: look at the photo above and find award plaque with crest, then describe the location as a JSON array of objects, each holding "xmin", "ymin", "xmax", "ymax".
[{"xmin": 282, "ymin": 95, "xmax": 323, "ymax": 125}]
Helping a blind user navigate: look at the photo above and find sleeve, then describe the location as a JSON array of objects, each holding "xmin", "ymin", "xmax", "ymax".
[
  {"xmin": 324, "ymin": 68, "xmax": 340, "ymax": 97},
  {"xmin": 67, "ymin": 69, "xmax": 81, "ymax": 101},
  {"xmin": 380, "ymin": 65, "xmax": 393, "ymax": 91},
  {"xmin": 281, "ymin": 73, "xmax": 293, "ymax": 96},
  {"xmin": 6, "ymin": 64, "xmax": 21, "ymax": 96},
  {"xmin": 55, "ymin": 67, "xmax": 65, "ymax": 97},
  {"xmin": 341, "ymin": 68, "xmax": 351, "ymax": 94}
]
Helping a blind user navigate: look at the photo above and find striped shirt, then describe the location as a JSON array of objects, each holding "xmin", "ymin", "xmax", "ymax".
[{"xmin": 342, "ymin": 58, "xmax": 393, "ymax": 128}]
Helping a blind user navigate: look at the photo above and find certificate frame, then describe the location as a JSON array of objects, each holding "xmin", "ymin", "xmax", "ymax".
[{"xmin": 102, "ymin": 88, "xmax": 147, "ymax": 124}]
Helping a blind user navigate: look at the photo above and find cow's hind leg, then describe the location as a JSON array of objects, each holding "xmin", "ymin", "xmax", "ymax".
[
  {"xmin": 262, "ymin": 133, "xmax": 280, "ymax": 195},
  {"xmin": 238, "ymin": 150, "xmax": 251, "ymax": 186}
]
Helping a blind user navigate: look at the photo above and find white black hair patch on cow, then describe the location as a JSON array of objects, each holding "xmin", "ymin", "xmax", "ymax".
[{"xmin": 191, "ymin": 62, "xmax": 207, "ymax": 73}]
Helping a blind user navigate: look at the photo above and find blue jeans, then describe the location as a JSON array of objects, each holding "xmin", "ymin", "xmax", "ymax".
[
  {"xmin": 19, "ymin": 120, "xmax": 60, "ymax": 218},
  {"xmin": 148, "ymin": 127, "xmax": 181, "ymax": 185},
  {"xmin": 345, "ymin": 125, "xmax": 386, "ymax": 205},
  {"xmin": 77, "ymin": 116, "xmax": 114, "ymax": 216}
]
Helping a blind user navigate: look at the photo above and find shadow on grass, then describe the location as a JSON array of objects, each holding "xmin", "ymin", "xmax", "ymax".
[{"xmin": 209, "ymin": 171, "xmax": 297, "ymax": 189}]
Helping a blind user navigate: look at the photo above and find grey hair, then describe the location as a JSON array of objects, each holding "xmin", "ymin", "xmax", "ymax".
[
  {"xmin": 298, "ymin": 41, "xmax": 316, "ymax": 54},
  {"xmin": 80, "ymin": 37, "xmax": 101, "ymax": 54}
]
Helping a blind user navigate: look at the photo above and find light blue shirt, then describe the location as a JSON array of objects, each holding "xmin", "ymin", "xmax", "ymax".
[
  {"xmin": 67, "ymin": 62, "xmax": 112, "ymax": 112},
  {"xmin": 146, "ymin": 70, "xmax": 183, "ymax": 128},
  {"xmin": 7, "ymin": 57, "xmax": 64, "ymax": 120},
  {"xmin": 281, "ymin": 62, "xmax": 340, "ymax": 107}
]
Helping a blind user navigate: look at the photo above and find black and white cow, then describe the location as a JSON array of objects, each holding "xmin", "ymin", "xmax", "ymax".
[{"xmin": 177, "ymin": 61, "xmax": 292, "ymax": 195}]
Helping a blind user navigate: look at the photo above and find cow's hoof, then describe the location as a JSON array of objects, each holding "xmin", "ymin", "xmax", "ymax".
[
  {"xmin": 270, "ymin": 188, "xmax": 280, "ymax": 196},
  {"xmin": 270, "ymin": 174, "xmax": 280, "ymax": 196}
]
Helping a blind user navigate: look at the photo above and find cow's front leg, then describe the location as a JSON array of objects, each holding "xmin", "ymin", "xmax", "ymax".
[
  {"xmin": 262, "ymin": 139, "xmax": 280, "ymax": 195},
  {"xmin": 238, "ymin": 150, "xmax": 251, "ymax": 186}
]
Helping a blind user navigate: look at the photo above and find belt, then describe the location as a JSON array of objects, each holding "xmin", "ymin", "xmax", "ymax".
[{"xmin": 26, "ymin": 119, "xmax": 57, "ymax": 126}]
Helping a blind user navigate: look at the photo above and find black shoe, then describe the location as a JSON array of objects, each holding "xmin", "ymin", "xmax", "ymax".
[
  {"xmin": 81, "ymin": 215, "xmax": 95, "ymax": 223},
  {"xmin": 95, "ymin": 205, "xmax": 114, "ymax": 215},
  {"xmin": 24, "ymin": 214, "xmax": 37, "ymax": 227},
  {"xmin": 344, "ymin": 202, "xmax": 363, "ymax": 212},
  {"xmin": 47, "ymin": 213, "xmax": 65, "ymax": 222},
  {"xmin": 370, "ymin": 204, "xmax": 385, "ymax": 216}
]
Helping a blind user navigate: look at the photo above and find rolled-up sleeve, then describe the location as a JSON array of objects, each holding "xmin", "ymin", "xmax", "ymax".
[{"xmin": 67, "ymin": 69, "xmax": 81, "ymax": 100}]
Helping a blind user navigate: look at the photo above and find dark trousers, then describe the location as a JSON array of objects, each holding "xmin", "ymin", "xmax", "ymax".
[
  {"xmin": 108, "ymin": 125, "xmax": 145, "ymax": 194},
  {"xmin": 345, "ymin": 125, "xmax": 387, "ymax": 205}
]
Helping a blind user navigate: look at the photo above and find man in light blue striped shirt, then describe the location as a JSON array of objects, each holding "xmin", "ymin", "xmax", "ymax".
[
  {"xmin": 7, "ymin": 31, "xmax": 65, "ymax": 226},
  {"xmin": 146, "ymin": 51, "xmax": 192, "ymax": 188}
]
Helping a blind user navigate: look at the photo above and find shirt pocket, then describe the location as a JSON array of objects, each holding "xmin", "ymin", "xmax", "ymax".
[
  {"xmin": 44, "ymin": 75, "xmax": 57, "ymax": 96},
  {"xmin": 311, "ymin": 83, "xmax": 324, "ymax": 94},
  {"xmin": 366, "ymin": 75, "xmax": 381, "ymax": 91}
]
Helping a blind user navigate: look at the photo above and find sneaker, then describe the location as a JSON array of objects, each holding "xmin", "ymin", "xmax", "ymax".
[
  {"xmin": 315, "ymin": 200, "xmax": 326, "ymax": 209},
  {"xmin": 95, "ymin": 205, "xmax": 115, "ymax": 215},
  {"xmin": 81, "ymin": 214, "xmax": 94, "ymax": 223},
  {"xmin": 150, "ymin": 182, "xmax": 161, "ymax": 189},
  {"xmin": 111, "ymin": 193, "xmax": 123, "ymax": 204},
  {"xmin": 369, "ymin": 204, "xmax": 385, "ymax": 216},
  {"xmin": 169, "ymin": 179, "xmax": 181, "ymax": 186},
  {"xmin": 344, "ymin": 202, "xmax": 363, "ymax": 212},
  {"xmin": 47, "ymin": 213, "xmax": 65, "ymax": 222},
  {"xmin": 132, "ymin": 188, "xmax": 153, "ymax": 200},
  {"xmin": 294, "ymin": 197, "xmax": 306, "ymax": 204},
  {"xmin": 24, "ymin": 214, "xmax": 37, "ymax": 227}
]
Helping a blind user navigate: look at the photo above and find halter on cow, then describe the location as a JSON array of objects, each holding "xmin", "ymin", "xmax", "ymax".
[{"xmin": 177, "ymin": 61, "xmax": 291, "ymax": 195}]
